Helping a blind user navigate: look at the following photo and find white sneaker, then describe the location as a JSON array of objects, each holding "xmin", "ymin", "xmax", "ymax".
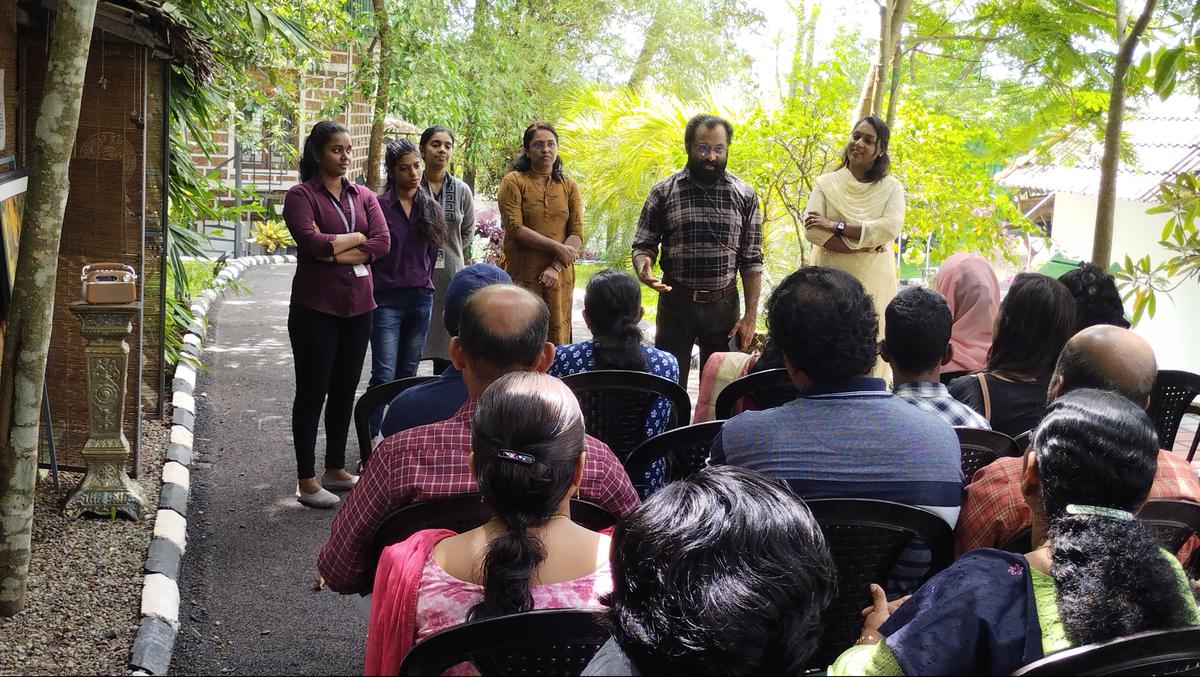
[
  {"xmin": 322, "ymin": 474, "xmax": 359, "ymax": 492},
  {"xmin": 296, "ymin": 485, "xmax": 340, "ymax": 509}
]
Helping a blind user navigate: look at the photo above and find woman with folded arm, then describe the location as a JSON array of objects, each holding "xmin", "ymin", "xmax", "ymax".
[{"xmin": 282, "ymin": 120, "xmax": 389, "ymax": 509}]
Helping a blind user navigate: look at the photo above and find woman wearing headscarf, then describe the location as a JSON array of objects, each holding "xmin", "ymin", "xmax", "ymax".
[{"xmin": 934, "ymin": 253, "xmax": 1001, "ymax": 384}]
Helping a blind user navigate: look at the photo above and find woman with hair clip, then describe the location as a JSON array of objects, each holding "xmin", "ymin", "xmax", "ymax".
[
  {"xmin": 948, "ymin": 272, "xmax": 1075, "ymax": 437},
  {"xmin": 282, "ymin": 120, "xmax": 389, "ymax": 508},
  {"xmin": 830, "ymin": 388, "xmax": 1200, "ymax": 676},
  {"xmin": 365, "ymin": 139, "xmax": 444, "ymax": 438},
  {"xmin": 549, "ymin": 268, "xmax": 679, "ymax": 437},
  {"xmin": 803, "ymin": 115, "xmax": 905, "ymax": 377},
  {"xmin": 417, "ymin": 126, "xmax": 475, "ymax": 364},
  {"xmin": 498, "ymin": 122, "xmax": 584, "ymax": 345},
  {"xmin": 363, "ymin": 372, "xmax": 613, "ymax": 676}
]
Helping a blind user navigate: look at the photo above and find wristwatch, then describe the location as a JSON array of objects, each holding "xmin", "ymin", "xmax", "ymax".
[{"xmin": 835, "ymin": 220, "xmax": 847, "ymax": 235}]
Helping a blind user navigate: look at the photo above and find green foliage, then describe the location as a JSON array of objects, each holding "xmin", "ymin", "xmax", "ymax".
[
  {"xmin": 246, "ymin": 219, "xmax": 296, "ymax": 253},
  {"xmin": 1115, "ymin": 172, "xmax": 1200, "ymax": 323}
]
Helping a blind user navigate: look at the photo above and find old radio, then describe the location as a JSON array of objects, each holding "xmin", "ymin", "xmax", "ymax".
[{"xmin": 80, "ymin": 263, "xmax": 138, "ymax": 304}]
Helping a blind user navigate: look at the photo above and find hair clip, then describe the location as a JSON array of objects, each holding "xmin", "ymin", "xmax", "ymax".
[
  {"xmin": 1065, "ymin": 504, "xmax": 1134, "ymax": 521},
  {"xmin": 496, "ymin": 449, "xmax": 536, "ymax": 465}
]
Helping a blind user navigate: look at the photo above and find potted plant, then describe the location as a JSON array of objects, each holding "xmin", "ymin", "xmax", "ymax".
[{"xmin": 246, "ymin": 219, "xmax": 296, "ymax": 255}]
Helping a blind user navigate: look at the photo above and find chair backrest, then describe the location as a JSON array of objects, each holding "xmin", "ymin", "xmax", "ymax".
[
  {"xmin": 1014, "ymin": 429, "xmax": 1033, "ymax": 453},
  {"xmin": 369, "ymin": 494, "xmax": 618, "ymax": 586},
  {"xmin": 623, "ymin": 421, "xmax": 725, "ymax": 499},
  {"xmin": 956, "ymin": 427, "xmax": 1022, "ymax": 485},
  {"xmin": 560, "ymin": 370, "xmax": 691, "ymax": 461},
  {"xmin": 805, "ymin": 499, "xmax": 955, "ymax": 669},
  {"xmin": 1012, "ymin": 626, "xmax": 1200, "ymax": 675},
  {"xmin": 1147, "ymin": 370, "xmax": 1200, "ymax": 450},
  {"xmin": 1000, "ymin": 500, "xmax": 1200, "ymax": 567},
  {"xmin": 1134, "ymin": 499, "xmax": 1200, "ymax": 557},
  {"xmin": 353, "ymin": 376, "xmax": 439, "ymax": 465},
  {"xmin": 399, "ymin": 608, "xmax": 609, "ymax": 676},
  {"xmin": 713, "ymin": 368, "xmax": 799, "ymax": 421}
]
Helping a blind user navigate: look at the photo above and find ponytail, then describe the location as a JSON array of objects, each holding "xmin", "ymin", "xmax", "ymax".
[
  {"xmin": 1048, "ymin": 513, "xmax": 1193, "ymax": 645},
  {"xmin": 1035, "ymin": 389, "xmax": 1196, "ymax": 646},
  {"xmin": 586, "ymin": 269, "xmax": 647, "ymax": 372},
  {"xmin": 468, "ymin": 373, "xmax": 586, "ymax": 620}
]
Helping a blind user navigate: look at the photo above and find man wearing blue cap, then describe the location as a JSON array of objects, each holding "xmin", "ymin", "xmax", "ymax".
[{"xmin": 378, "ymin": 263, "xmax": 511, "ymax": 437}]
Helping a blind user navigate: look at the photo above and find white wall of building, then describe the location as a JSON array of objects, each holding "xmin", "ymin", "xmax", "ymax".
[{"xmin": 1050, "ymin": 191, "xmax": 1200, "ymax": 373}]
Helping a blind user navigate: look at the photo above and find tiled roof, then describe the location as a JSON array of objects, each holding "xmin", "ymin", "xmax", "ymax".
[{"xmin": 997, "ymin": 95, "xmax": 1200, "ymax": 202}]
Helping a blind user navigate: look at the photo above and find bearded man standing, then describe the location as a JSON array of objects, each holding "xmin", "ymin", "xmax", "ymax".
[{"xmin": 631, "ymin": 114, "xmax": 764, "ymax": 388}]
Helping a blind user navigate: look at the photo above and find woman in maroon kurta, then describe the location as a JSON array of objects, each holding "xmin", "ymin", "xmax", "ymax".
[{"xmin": 282, "ymin": 121, "xmax": 390, "ymax": 509}]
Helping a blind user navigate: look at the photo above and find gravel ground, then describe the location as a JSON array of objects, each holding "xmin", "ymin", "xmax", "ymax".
[{"xmin": 0, "ymin": 419, "xmax": 169, "ymax": 676}]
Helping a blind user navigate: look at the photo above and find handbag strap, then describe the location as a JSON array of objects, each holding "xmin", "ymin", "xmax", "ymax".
[{"xmin": 976, "ymin": 373, "xmax": 992, "ymax": 423}]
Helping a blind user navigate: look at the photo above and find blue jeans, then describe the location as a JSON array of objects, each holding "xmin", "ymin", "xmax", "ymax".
[{"xmin": 369, "ymin": 287, "xmax": 433, "ymax": 435}]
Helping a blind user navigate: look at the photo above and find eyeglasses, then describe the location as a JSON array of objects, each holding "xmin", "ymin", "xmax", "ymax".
[
  {"xmin": 529, "ymin": 140, "xmax": 557, "ymax": 151},
  {"xmin": 694, "ymin": 144, "xmax": 727, "ymax": 156}
]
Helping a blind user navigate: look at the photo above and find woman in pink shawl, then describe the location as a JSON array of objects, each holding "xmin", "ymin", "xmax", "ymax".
[{"xmin": 934, "ymin": 253, "xmax": 1000, "ymax": 383}]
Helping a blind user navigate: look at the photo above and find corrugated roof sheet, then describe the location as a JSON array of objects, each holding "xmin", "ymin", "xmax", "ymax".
[{"xmin": 997, "ymin": 95, "xmax": 1200, "ymax": 202}]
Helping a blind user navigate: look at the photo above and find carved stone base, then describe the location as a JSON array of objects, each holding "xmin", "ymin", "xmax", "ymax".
[{"xmin": 63, "ymin": 458, "xmax": 148, "ymax": 520}]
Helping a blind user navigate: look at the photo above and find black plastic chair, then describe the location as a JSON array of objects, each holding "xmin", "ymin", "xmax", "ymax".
[
  {"xmin": 805, "ymin": 499, "xmax": 955, "ymax": 669},
  {"xmin": 956, "ymin": 427, "xmax": 1022, "ymax": 485},
  {"xmin": 1012, "ymin": 626, "xmax": 1200, "ymax": 675},
  {"xmin": 1147, "ymin": 370, "xmax": 1200, "ymax": 451},
  {"xmin": 560, "ymin": 370, "xmax": 691, "ymax": 461},
  {"xmin": 1014, "ymin": 429, "xmax": 1033, "ymax": 453},
  {"xmin": 1187, "ymin": 402, "xmax": 1200, "ymax": 463},
  {"xmin": 1137, "ymin": 499, "xmax": 1200, "ymax": 578},
  {"xmin": 713, "ymin": 368, "xmax": 799, "ymax": 420},
  {"xmin": 426, "ymin": 357, "xmax": 452, "ymax": 376},
  {"xmin": 399, "ymin": 608, "xmax": 608, "ymax": 676},
  {"xmin": 623, "ymin": 421, "xmax": 725, "ymax": 499},
  {"xmin": 353, "ymin": 375, "xmax": 438, "ymax": 465},
  {"xmin": 368, "ymin": 493, "xmax": 617, "ymax": 589}
]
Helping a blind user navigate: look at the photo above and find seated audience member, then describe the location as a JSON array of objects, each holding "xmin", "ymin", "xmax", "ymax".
[
  {"xmin": 948, "ymin": 273, "xmax": 1075, "ymax": 437},
  {"xmin": 365, "ymin": 373, "xmax": 614, "ymax": 676},
  {"xmin": 830, "ymin": 389, "xmax": 1200, "ymax": 676},
  {"xmin": 379, "ymin": 264, "xmax": 511, "ymax": 438},
  {"xmin": 318, "ymin": 285, "xmax": 638, "ymax": 595},
  {"xmin": 934, "ymin": 253, "xmax": 1000, "ymax": 384},
  {"xmin": 583, "ymin": 465, "xmax": 835, "ymax": 676},
  {"xmin": 1059, "ymin": 261, "xmax": 1131, "ymax": 331},
  {"xmin": 881, "ymin": 286, "xmax": 990, "ymax": 429},
  {"xmin": 549, "ymin": 268, "xmax": 679, "ymax": 438},
  {"xmin": 956, "ymin": 324, "xmax": 1200, "ymax": 555},
  {"xmin": 711, "ymin": 267, "xmax": 962, "ymax": 523}
]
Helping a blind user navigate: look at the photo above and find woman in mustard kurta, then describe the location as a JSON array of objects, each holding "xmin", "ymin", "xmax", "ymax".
[{"xmin": 497, "ymin": 122, "xmax": 584, "ymax": 345}]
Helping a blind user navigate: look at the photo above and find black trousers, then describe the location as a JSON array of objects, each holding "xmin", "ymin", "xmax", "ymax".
[
  {"xmin": 654, "ymin": 286, "xmax": 739, "ymax": 389},
  {"xmin": 288, "ymin": 304, "xmax": 372, "ymax": 480}
]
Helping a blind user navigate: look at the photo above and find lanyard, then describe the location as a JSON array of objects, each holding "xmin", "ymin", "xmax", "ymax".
[{"xmin": 328, "ymin": 193, "xmax": 356, "ymax": 233}]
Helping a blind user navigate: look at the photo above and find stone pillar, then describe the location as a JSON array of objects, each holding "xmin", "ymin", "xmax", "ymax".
[{"xmin": 63, "ymin": 301, "xmax": 148, "ymax": 520}]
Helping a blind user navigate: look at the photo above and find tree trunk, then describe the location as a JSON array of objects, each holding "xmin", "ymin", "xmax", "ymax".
[
  {"xmin": 364, "ymin": 0, "xmax": 391, "ymax": 193},
  {"xmin": 0, "ymin": 0, "xmax": 98, "ymax": 618},
  {"xmin": 855, "ymin": 0, "xmax": 912, "ymax": 123},
  {"xmin": 884, "ymin": 42, "xmax": 903, "ymax": 127},
  {"xmin": 627, "ymin": 9, "xmax": 666, "ymax": 91},
  {"xmin": 1092, "ymin": 0, "xmax": 1157, "ymax": 268}
]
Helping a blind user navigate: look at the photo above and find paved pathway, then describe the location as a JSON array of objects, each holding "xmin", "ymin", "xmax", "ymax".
[
  {"xmin": 171, "ymin": 265, "xmax": 702, "ymax": 675},
  {"xmin": 172, "ymin": 265, "xmax": 366, "ymax": 675}
]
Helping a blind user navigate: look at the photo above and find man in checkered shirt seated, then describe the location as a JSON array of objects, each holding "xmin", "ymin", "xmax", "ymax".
[
  {"xmin": 881, "ymin": 286, "xmax": 991, "ymax": 429},
  {"xmin": 317, "ymin": 284, "xmax": 639, "ymax": 595}
]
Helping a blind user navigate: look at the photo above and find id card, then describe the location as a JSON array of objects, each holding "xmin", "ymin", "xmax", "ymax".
[
  {"xmin": 435, "ymin": 249, "xmax": 446, "ymax": 269},
  {"xmin": 352, "ymin": 264, "xmax": 369, "ymax": 278}
]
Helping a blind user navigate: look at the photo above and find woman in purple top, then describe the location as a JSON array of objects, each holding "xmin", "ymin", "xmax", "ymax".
[
  {"xmin": 282, "ymin": 120, "xmax": 390, "ymax": 509},
  {"xmin": 366, "ymin": 139, "xmax": 444, "ymax": 436}
]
